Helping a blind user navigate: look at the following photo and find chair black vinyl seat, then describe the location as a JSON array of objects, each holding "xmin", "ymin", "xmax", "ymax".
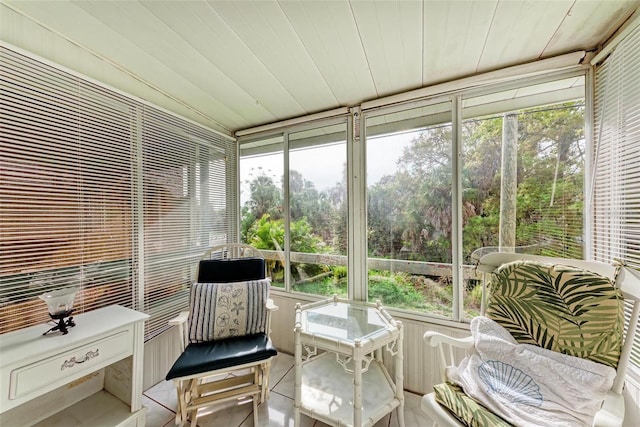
[{"xmin": 166, "ymin": 333, "xmax": 277, "ymax": 380}]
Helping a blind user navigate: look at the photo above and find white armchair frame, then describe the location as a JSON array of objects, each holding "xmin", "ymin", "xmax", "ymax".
[{"xmin": 422, "ymin": 252, "xmax": 640, "ymax": 427}]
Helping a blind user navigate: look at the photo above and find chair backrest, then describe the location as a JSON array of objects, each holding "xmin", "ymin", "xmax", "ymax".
[
  {"xmin": 485, "ymin": 260, "xmax": 624, "ymax": 368},
  {"xmin": 201, "ymin": 243, "xmax": 265, "ymax": 260},
  {"xmin": 478, "ymin": 252, "xmax": 640, "ymax": 394},
  {"xmin": 196, "ymin": 243, "xmax": 266, "ymax": 282},
  {"xmin": 189, "ymin": 245, "xmax": 270, "ymax": 343},
  {"xmin": 197, "ymin": 257, "xmax": 266, "ymax": 282}
]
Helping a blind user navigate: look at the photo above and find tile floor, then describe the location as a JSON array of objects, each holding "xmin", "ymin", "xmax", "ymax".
[{"xmin": 143, "ymin": 352, "xmax": 433, "ymax": 427}]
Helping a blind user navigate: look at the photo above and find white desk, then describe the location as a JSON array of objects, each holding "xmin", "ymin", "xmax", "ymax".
[
  {"xmin": 294, "ymin": 296, "xmax": 405, "ymax": 427},
  {"xmin": 0, "ymin": 305, "xmax": 149, "ymax": 427}
]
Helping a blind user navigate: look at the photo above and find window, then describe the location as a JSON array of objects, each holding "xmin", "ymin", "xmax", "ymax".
[
  {"xmin": 141, "ymin": 111, "xmax": 235, "ymax": 339},
  {"xmin": 240, "ymin": 136, "xmax": 285, "ymax": 287},
  {"xmin": 239, "ymin": 73, "xmax": 588, "ymax": 322},
  {"xmin": 365, "ymin": 101, "xmax": 454, "ymax": 315},
  {"xmin": 289, "ymin": 124, "xmax": 347, "ymax": 297},
  {"xmin": 239, "ymin": 120, "xmax": 348, "ymax": 296},
  {"xmin": 0, "ymin": 47, "xmax": 135, "ymax": 334},
  {"xmin": 0, "ymin": 46, "xmax": 235, "ymax": 339},
  {"xmin": 461, "ymin": 92, "xmax": 585, "ymax": 318},
  {"xmin": 592, "ymin": 22, "xmax": 640, "ymax": 370},
  {"xmin": 361, "ymin": 77, "xmax": 585, "ymax": 319}
]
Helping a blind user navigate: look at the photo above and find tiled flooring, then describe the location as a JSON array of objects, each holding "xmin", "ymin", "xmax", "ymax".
[{"xmin": 143, "ymin": 352, "xmax": 433, "ymax": 427}]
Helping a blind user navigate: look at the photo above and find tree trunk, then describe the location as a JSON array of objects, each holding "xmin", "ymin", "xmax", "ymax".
[{"xmin": 499, "ymin": 113, "xmax": 518, "ymax": 252}]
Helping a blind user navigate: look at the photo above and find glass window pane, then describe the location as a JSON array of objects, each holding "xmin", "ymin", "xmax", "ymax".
[
  {"xmin": 366, "ymin": 102, "xmax": 453, "ymax": 316},
  {"xmin": 461, "ymin": 99, "xmax": 585, "ymax": 318},
  {"xmin": 289, "ymin": 124, "xmax": 348, "ymax": 297},
  {"xmin": 240, "ymin": 137, "xmax": 285, "ymax": 287}
]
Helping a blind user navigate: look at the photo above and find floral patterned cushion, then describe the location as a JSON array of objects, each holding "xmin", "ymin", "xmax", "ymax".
[{"xmin": 188, "ymin": 278, "xmax": 271, "ymax": 342}]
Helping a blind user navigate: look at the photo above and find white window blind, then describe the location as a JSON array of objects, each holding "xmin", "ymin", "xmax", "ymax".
[
  {"xmin": 141, "ymin": 109, "xmax": 236, "ymax": 339},
  {"xmin": 0, "ymin": 45, "xmax": 236, "ymax": 339},
  {"xmin": 0, "ymin": 47, "xmax": 136, "ymax": 334},
  {"xmin": 592, "ymin": 22, "xmax": 640, "ymax": 369}
]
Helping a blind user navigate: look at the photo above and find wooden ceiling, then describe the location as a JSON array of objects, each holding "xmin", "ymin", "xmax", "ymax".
[{"xmin": 2, "ymin": 1, "xmax": 639, "ymax": 136}]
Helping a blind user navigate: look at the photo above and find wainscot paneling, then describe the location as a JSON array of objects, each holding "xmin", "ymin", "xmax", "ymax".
[{"xmin": 143, "ymin": 326, "xmax": 182, "ymax": 391}]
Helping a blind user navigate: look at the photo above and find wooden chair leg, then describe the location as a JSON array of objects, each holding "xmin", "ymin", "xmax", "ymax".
[
  {"xmin": 189, "ymin": 408, "xmax": 198, "ymax": 427},
  {"xmin": 187, "ymin": 379, "xmax": 200, "ymax": 427},
  {"xmin": 253, "ymin": 394, "xmax": 259, "ymax": 426},
  {"xmin": 261, "ymin": 360, "xmax": 272, "ymax": 402},
  {"xmin": 175, "ymin": 379, "xmax": 189, "ymax": 425}
]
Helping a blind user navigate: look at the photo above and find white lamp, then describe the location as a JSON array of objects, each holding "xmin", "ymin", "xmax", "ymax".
[{"xmin": 39, "ymin": 287, "xmax": 78, "ymax": 335}]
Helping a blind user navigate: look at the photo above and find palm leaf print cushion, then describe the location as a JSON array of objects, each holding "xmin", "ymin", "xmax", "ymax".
[
  {"xmin": 434, "ymin": 382, "xmax": 513, "ymax": 427},
  {"xmin": 433, "ymin": 260, "xmax": 624, "ymax": 427},
  {"xmin": 485, "ymin": 260, "xmax": 624, "ymax": 368}
]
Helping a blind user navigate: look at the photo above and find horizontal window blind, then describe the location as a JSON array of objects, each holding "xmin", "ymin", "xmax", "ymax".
[
  {"xmin": 0, "ymin": 45, "xmax": 236, "ymax": 339},
  {"xmin": 592, "ymin": 22, "xmax": 640, "ymax": 370},
  {"xmin": 0, "ymin": 47, "xmax": 135, "ymax": 333},
  {"xmin": 142, "ymin": 109, "xmax": 236, "ymax": 340}
]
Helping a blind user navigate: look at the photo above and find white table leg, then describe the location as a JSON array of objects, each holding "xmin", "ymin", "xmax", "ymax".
[
  {"xmin": 354, "ymin": 360, "xmax": 363, "ymax": 427},
  {"xmin": 294, "ymin": 321, "xmax": 302, "ymax": 427}
]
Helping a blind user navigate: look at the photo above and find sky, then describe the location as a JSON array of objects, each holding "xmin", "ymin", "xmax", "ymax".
[{"xmin": 239, "ymin": 132, "xmax": 416, "ymax": 205}]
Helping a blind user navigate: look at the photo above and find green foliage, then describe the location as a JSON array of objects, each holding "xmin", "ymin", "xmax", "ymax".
[
  {"xmin": 332, "ymin": 265, "xmax": 347, "ymax": 281},
  {"xmin": 293, "ymin": 277, "xmax": 347, "ymax": 297},
  {"xmin": 466, "ymin": 284, "xmax": 484, "ymax": 317},
  {"xmin": 245, "ymin": 213, "xmax": 327, "ymax": 282},
  {"xmin": 368, "ymin": 271, "xmax": 453, "ymax": 313},
  {"xmin": 460, "ymin": 103, "xmax": 585, "ymax": 259},
  {"xmin": 247, "ymin": 214, "xmax": 284, "ymax": 251}
]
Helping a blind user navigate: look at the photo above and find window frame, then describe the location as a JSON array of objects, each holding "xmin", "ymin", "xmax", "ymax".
[{"xmin": 240, "ymin": 68, "xmax": 591, "ymax": 325}]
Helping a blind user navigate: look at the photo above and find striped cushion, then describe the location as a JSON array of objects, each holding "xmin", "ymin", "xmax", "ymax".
[{"xmin": 188, "ymin": 278, "xmax": 270, "ymax": 343}]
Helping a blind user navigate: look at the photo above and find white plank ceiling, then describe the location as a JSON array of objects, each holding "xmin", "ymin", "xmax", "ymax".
[{"xmin": 2, "ymin": 0, "xmax": 639, "ymax": 136}]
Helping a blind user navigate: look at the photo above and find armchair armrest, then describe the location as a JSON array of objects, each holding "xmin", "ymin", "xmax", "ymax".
[
  {"xmin": 424, "ymin": 331, "xmax": 473, "ymax": 349},
  {"xmin": 169, "ymin": 311, "xmax": 190, "ymax": 352},
  {"xmin": 424, "ymin": 331, "xmax": 474, "ymax": 383},
  {"xmin": 266, "ymin": 298, "xmax": 279, "ymax": 311},
  {"xmin": 592, "ymin": 391, "xmax": 624, "ymax": 427},
  {"xmin": 265, "ymin": 298, "xmax": 278, "ymax": 336},
  {"xmin": 169, "ymin": 311, "xmax": 190, "ymax": 326}
]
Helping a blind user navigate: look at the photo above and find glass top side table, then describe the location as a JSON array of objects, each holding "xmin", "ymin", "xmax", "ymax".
[{"xmin": 294, "ymin": 295, "xmax": 405, "ymax": 427}]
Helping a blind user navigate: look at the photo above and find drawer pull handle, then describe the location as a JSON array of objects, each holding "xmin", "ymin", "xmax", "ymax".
[{"xmin": 60, "ymin": 349, "xmax": 100, "ymax": 370}]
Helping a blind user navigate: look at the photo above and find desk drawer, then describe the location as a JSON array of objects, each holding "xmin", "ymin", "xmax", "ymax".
[{"xmin": 9, "ymin": 330, "xmax": 131, "ymax": 400}]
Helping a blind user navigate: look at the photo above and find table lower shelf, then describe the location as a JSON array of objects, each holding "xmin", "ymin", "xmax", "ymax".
[{"xmin": 299, "ymin": 353, "xmax": 401, "ymax": 427}]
